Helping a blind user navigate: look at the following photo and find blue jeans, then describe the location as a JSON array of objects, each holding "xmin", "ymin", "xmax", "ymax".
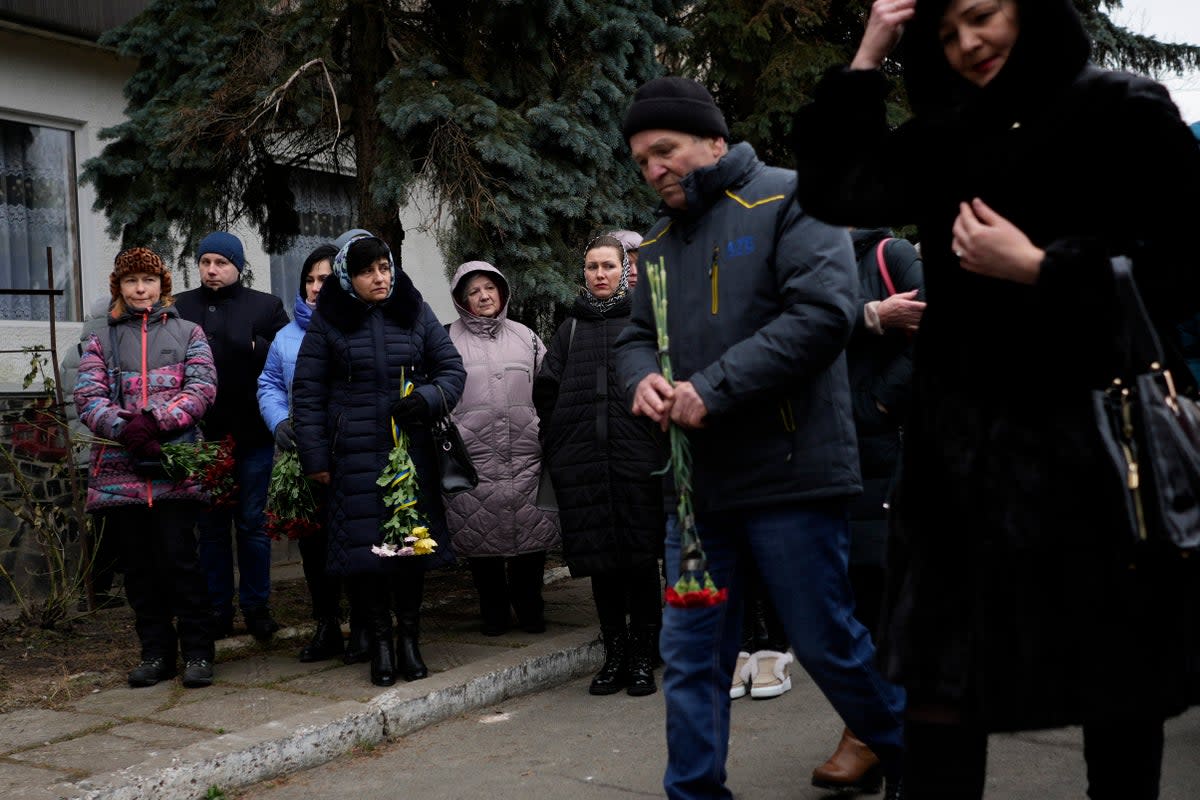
[
  {"xmin": 197, "ymin": 443, "xmax": 274, "ymax": 616},
  {"xmin": 661, "ymin": 501, "xmax": 906, "ymax": 800}
]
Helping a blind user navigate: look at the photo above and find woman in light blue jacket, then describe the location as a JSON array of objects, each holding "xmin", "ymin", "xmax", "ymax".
[{"xmin": 257, "ymin": 244, "xmax": 349, "ymax": 663}]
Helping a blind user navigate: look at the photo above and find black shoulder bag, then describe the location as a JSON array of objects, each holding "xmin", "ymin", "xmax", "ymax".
[
  {"xmin": 1093, "ymin": 256, "xmax": 1200, "ymax": 550},
  {"xmin": 431, "ymin": 383, "xmax": 478, "ymax": 495}
]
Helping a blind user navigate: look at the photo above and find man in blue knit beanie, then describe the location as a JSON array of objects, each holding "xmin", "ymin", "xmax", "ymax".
[{"xmin": 175, "ymin": 232, "xmax": 289, "ymax": 641}]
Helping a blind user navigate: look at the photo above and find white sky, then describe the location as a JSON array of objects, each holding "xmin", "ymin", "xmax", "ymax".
[{"xmin": 1112, "ymin": 0, "xmax": 1200, "ymax": 124}]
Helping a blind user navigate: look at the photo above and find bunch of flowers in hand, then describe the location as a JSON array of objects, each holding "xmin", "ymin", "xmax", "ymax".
[
  {"xmin": 646, "ymin": 256, "xmax": 728, "ymax": 609},
  {"xmin": 265, "ymin": 447, "xmax": 321, "ymax": 540},
  {"xmin": 161, "ymin": 435, "xmax": 237, "ymax": 507},
  {"xmin": 373, "ymin": 373, "xmax": 438, "ymax": 558}
]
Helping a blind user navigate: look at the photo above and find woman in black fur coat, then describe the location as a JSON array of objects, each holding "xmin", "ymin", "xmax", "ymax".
[{"xmin": 793, "ymin": 1, "xmax": 1200, "ymax": 797}]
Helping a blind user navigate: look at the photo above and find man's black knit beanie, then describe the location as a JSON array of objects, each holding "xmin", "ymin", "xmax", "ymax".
[{"xmin": 622, "ymin": 76, "xmax": 730, "ymax": 142}]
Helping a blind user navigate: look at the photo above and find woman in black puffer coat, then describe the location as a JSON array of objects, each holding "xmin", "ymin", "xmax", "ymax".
[
  {"xmin": 293, "ymin": 234, "xmax": 465, "ymax": 687},
  {"xmin": 535, "ymin": 234, "xmax": 665, "ymax": 697}
]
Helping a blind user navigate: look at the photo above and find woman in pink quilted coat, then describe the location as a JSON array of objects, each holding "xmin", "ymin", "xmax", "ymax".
[
  {"xmin": 444, "ymin": 261, "xmax": 560, "ymax": 635},
  {"xmin": 75, "ymin": 247, "xmax": 217, "ymax": 689}
]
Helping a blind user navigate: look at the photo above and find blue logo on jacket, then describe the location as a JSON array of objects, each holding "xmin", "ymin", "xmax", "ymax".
[{"xmin": 725, "ymin": 236, "xmax": 755, "ymax": 258}]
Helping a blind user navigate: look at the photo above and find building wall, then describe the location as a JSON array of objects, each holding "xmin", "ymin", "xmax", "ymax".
[{"xmin": 0, "ymin": 24, "xmax": 456, "ymax": 391}]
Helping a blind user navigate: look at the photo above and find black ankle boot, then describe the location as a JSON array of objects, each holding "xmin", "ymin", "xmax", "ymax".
[
  {"xmin": 369, "ymin": 610, "xmax": 396, "ymax": 687},
  {"xmin": 589, "ymin": 627, "xmax": 629, "ymax": 695},
  {"xmin": 397, "ymin": 612, "xmax": 428, "ymax": 681},
  {"xmin": 299, "ymin": 617, "xmax": 344, "ymax": 663},
  {"xmin": 626, "ymin": 627, "xmax": 657, "ymax": 697}
]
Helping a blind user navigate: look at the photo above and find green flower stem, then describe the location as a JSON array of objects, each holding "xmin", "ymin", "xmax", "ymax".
[{"xmin": 645, "ymin": 256, "xmax": 704, "ymax": 569}]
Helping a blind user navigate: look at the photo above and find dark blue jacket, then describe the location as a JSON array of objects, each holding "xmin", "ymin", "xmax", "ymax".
[
  {"xmin": 614, "ymin": 142, "xmax": 861, "ymax": 513},
  {"xmin": 292, "ymin": 272, "xmax": 465, "ymax": 576}
]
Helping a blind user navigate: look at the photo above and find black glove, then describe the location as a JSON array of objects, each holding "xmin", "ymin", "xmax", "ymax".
[
  {"xmin": 390, "ymin": 393, "xmax": 429, "ymax": 424},
  {"xmin": 118, "ymin": 410, "xmax": 160, "ymax": 456},
  {"xmin": 274, "ymin": 420, "xmax": 297, "ymax": 452}
]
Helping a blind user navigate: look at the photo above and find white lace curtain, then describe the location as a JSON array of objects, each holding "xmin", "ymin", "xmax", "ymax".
[
  {"xmin": 268, "ymin": 169, "xmax": 356, "ymax": 312},
  {"xmin": 0, "ymin": 120, "xmax": 78, "ymax": 321}
]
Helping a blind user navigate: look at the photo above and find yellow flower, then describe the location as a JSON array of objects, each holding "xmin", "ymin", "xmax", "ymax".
[
  {"xmin": 411, "ymin": 526, "xmax": 429, "ymax": 539},
  {"xmin": 413, "ymin": 537, "xmax": 438, "ymax": 555}
]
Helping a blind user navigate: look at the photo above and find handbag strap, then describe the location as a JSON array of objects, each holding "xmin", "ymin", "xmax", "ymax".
[
  {"xmin": 432, "ymin": 381, "xmax": 453, "ymax": 419},
  {"xmin": 875, "ymin": 238, "xmax": 898, "ymax": 298},
  {"xmin": 1110, "ymin": 256, "xmax": 1166, "ymax": 374}
]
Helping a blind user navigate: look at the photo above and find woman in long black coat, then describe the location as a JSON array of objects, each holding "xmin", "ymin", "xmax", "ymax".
[
  {"xmin": 535, "ymin": 234, "xmax": 665, "ymax": 697},
  {"xmin": 793, "ymin": 1, "xmax": 1200, "ymax": 796},
  {"xmin": 293, "ymin": 234, "xmax": 465, "ymax": 687}
]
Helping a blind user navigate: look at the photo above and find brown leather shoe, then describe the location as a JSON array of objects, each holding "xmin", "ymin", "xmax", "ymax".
[{"xmin": 812, "ymin": 727, "xmax": 883, "ymax": 792}]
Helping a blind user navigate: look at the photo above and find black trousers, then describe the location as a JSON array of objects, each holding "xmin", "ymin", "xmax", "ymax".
[
  {"xmin": 591, "ymin": 560, "xmax": 662, "ymax": 632},
  {"xmin": 297, "ymin": 528, "xmax": 342, "ymax": 620},
  {"xmin": 106, "ymin": 502, "xmax": 212, "ymax": 662},
  {"xmin": 468, "ymin": 551, "xmax": 546, "ymax": 628},
  {"xmin": 346, "ymin": 559, "xmax": 425, "ymax": 627},
  {"xmin": 905, "ymin": 718, "xmax": 1165, "ymax": 799}
]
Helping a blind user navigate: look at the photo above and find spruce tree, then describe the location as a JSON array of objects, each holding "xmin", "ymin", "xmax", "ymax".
[{"xmin": 81, "ymin": 0, "xmax": 685, "ymax": 325}]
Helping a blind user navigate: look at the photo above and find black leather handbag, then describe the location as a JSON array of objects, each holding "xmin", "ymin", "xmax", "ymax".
[
  {"xmin": 431, "ymin": 384, "xmax": 478, "ymax": 495},
  {"xmin": 1093, "ymin": 257, "xmax": 1200, "ymax": 550}
]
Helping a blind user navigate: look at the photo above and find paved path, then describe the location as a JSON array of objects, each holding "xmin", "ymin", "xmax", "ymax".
[
  {"xmin": 5, "ymin": 562, "xmax": 1198, "ymax": 800},
  {"xmin": 236, "ymin": 670, "xmax": 1200, "ymax": 800},
  {"xmin": 0, "ymin": 573, "xmax": 601, "ymax": 800}
]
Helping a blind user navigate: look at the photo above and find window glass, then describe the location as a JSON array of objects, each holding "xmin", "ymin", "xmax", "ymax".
[
  {"xmin": 0, "ymin": 119, "xmax": 79, "ymax": 321},
  {"xmin": 269, "ymin": 169, "xmax": 356, "ymax": 312}
]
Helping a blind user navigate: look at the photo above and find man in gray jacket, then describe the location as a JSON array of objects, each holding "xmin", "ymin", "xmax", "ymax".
[{"xmin": 614, "ymin": 77, "xmax": 905, "ymax": 800}]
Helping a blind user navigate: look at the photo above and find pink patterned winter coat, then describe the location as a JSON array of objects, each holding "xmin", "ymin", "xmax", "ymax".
[
  {"xmin": 444, "ymin": 263, "xmax": 560, "ymax": 557},
  {"xmin": 75, "ymin": 304, "xmax": 217, "ymax": 511}
]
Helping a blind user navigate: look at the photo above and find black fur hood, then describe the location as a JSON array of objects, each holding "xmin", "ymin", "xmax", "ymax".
[
  {"xmin": 314, "ymin": 266, "xmax": 424, "ymax": 333},
  {"xmin": 901, "ymin": 0, "xmax": 1091, "ymax": 117}
]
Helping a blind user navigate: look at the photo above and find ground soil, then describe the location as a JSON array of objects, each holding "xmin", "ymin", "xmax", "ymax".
[{"xmin": 0, "ymin": 560, "xmax": 490, "ymax": 713}]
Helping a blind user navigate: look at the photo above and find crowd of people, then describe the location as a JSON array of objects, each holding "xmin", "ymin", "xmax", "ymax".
[{"xmin": 69, "ymin": 0, "xmax": 1200, "ymax": 797}]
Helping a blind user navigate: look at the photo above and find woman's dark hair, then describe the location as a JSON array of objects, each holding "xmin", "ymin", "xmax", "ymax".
[
  {"xmin": 346, "ymin": 237, "xmax": 391, "ymax": 277},
  {"xmin": 298, "ymin": 244, "xmax": 339, "ymax": 286},
  {"xmin": 585, "ymin": 234, "xmax": 624, "ymax": 259}
]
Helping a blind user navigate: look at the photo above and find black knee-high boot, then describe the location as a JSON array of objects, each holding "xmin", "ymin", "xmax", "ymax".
[
  {"xmin": 368, "ymin": 581, "xmax": 396, "ymax": 687},
  {"xmin": 393, "ymin": 564, "xmax": 428, "ymax": 681}
]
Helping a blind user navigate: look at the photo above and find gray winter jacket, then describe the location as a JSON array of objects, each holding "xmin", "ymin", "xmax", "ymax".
[
  {"xmin": 614, "ymin": 142, "xmax": 862, "ymax": 513},
  {"xmin": 444, "ymin": 263, "xmax": 560, "ymax": 557}
]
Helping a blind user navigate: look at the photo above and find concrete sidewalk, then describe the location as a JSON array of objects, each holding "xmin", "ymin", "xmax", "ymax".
[{"xmin": 1, "ymin": 571, "xmax": 602, "ymax": 800}]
